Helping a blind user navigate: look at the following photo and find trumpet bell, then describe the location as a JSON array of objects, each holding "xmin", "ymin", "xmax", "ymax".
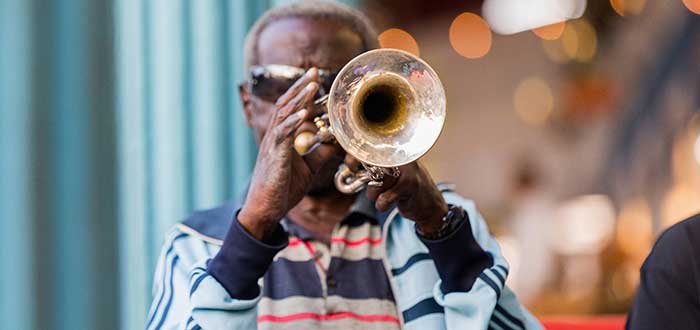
[{"xmin": 327, "ymin": 48, "xmax": 446, "ymax": 168}]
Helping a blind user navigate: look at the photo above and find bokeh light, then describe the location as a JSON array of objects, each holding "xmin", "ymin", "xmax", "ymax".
[
  {"xmin": 572, "ymin": 20, "xmax": 597, "ymax": 62},
  {"xmin": 496, "ymin": 235, "xmax": 520, "ymax": 287},
  {"xmin": 552, "ymin": 195, "xmax": 616, "ymax": 255},
  {"xmin": 661, "ymin": 184, "xmax": 700, "ymax": 229},
  {"xmin": 533, "ymin": 21, "xmax": 566, "ymax": 40},
  {"xmin": 684, "ymin": 0, "xmax": 700, "ymax": 14},
  {"xmin": 610, "ymin": 261, "xmax": 641, "ymax": 301},
  {"xmin": 449, "ymin": 12, "xmax": 492, "ymax": 59},
  {"xmin": 610, "ymin": 0, "xmax": 648, "ymax": 16},
  {"xmin": 514, "ymin": 77, "xmax": 554, "ymax": 126},
  {"xmin": 561, "ymin": 22, "xmax": 579, "ymax": 60},
  {"xmin": 378, "ymin": 28, "xmax": 420, "ymax": 57},
  {"xmin": 694, "ymin": 134, "xmax": 700, "ymax": 165},
  {"xmin": 482, "ymin": 0, "xmax": 586, "ymax": 35},
  {"xmin": 616, "ymin": 197, "xmax": 653, "ymax": 258},
  {"xmin": 541, "ymin": 39, "xmax": 568, "ymax": 63},
  {"xmin": 544, "ymin": 19, "xmax": 597, "ymax": 63}
]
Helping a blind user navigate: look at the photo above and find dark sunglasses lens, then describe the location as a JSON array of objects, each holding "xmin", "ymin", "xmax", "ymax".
[
  {"xmin": 250, "ymin": 75, "xmax": 297, "ymax": 102},
  {"xmin": 250, "ymin": 68, "xmax": 338, "ymax": 103}
]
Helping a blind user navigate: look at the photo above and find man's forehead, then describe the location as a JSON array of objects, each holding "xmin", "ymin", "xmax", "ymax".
[{"xmin": 257, "ymin": 17, "xmax": 365, "ymax": 71}]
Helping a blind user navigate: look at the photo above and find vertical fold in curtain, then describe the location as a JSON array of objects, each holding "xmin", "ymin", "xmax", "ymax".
[
  {"xmin": 0, "ymin": 0, "xmax": 33, "ymax": 329},
  {"xmin": 116, "ymin": 1, "xmax": 270, "ymax": 329},
  {"xmin": 3, "ymin": 0, "xmax": 120, "ymax": 329}
]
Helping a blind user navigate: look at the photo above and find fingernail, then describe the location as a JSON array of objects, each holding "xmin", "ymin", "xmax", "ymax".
[
  {"xmin": 290, "ymin": 108, "xmax": 307, "ymax": 121},
  {"xmin": 297, "ymin": 108, "xmax": 308, "ymax": 118},
  {"xmin": 304, "ymin": 82, "xmax": 318, "ymax": 93},
  {"xmin": 306, "ymin": 67, "xmax": 318, "ymax": 77}
]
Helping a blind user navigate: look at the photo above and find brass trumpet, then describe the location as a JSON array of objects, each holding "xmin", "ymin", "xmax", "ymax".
[{"xmin": 294, "ymin": 49, "xmax": 446, "ymax": 194}]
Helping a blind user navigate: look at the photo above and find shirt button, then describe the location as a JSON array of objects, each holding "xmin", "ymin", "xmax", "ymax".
[
  {"xmin": 314, "ymin": 251, "xmax": 323, "ymax": 259},
  {"xmin": 327, "ymin": 277, "xmax": 337, "ymax": 289}
]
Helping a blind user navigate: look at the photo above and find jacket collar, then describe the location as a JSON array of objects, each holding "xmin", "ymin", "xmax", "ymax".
[{"xmin": 179, "ymin": 189, "xmax": 391, "ymax": 245}]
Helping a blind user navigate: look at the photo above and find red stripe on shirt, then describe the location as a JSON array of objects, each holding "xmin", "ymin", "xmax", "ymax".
[
  {"xmin": 331, "ymin": 237, "xmax": 382, "ymax": 246},
  {"xmin": 257, "ymin": 311, "xmax": 400, "ymax": 324}
]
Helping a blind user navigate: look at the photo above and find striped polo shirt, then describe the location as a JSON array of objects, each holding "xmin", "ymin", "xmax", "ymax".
[{"xmin": 257, "ymin": 195, "xmax": 400, "ymax": 329}]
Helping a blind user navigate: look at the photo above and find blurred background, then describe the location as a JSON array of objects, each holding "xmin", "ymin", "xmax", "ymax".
[{"xmin": 0, "ymin": 0, "xmax": 698, "ymax": 329}]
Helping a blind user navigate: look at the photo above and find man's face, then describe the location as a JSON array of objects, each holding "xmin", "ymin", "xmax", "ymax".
[{"xmin": 240, "ymin": 18, "xmax": 366, "ymax": 194}]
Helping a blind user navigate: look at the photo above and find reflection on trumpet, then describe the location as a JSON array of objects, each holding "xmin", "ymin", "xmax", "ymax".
[{"xmin": 294, "ymin": 48, "xmax": 447, "ymax": 194}]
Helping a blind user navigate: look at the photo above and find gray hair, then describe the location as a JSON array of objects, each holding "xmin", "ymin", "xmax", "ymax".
[{"xmin": 243, "ymin": 0, "xmax": 379, "ymax": 72}]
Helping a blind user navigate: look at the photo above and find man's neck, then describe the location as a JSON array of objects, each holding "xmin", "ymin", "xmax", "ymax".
[{"xmin": 286, "ymin": 190, "xmax": 357, "ymax": 244}]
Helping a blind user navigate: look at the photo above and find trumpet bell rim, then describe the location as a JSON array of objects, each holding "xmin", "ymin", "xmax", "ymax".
[{"xmin": 327, "ymin": 48, "xmax": 446, "ymax": 168}]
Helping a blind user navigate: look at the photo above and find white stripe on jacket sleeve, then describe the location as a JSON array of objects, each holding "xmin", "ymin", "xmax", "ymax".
[{"xmin": 146, "ymin": 228, "xmax": 263, "ymax": 330}]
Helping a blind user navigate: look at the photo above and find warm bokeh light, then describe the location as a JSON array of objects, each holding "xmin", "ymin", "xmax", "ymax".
[
  {"xmin": 683, "ymin": 0, "xmax": 700, "ymax": 14},
  {"xmin": 661, "ymin": 184, "xmax": 700, "ymax": 229},
  {"xmin": 610, "ymin": 261, "xmax": 640, "ymax": 301},
  {"xmin": 541, "ymin": 39, "xmax": 568, "ymax": 63},
  {"xmin": 610, "ymin": 0, "xmax": 648, "ymax": 16},
  {"xmin": 561, "ymin": 22, "xmax": 579, "ymax": 60},
  {"xmin": 554, "ymin": 19, "xmax": 597, "ymax": 63},
  {"xmin": 552, "ymin": 195, "xmax": 616, "ymax": 255},
  {"xmin": 572, "ymin": 20, "xmax": 597, "ymax": 62},
  {"xmin": 514, "ymin": 77, "xmax": 554, "ymax": 126},
  {"xmin": 533, "ymin": 21, "xmax": 566, "ymax": 40},
  {"xmin": 695, "ymin": 134, "xmax": 700, "ymax": 165},
  {"xmin": 670, "ymin": 129, "xmax": 700, "ymax": 187},
  {"xmin": 449, "ymin": 12, "xmax": 492, "ymax": 59},
  {"xmin": 496, "ymin": 235, "xmax": 520, "ymax": 287},
  {"xmin": 482, "ymin": 0, "xmax": 586, "ymax": 35},
  {"xmin": 616, "ymin": 197, "xmax": 653, "ymax": 258},
  {"xmin": 378, "ymin": 28, "xmax": 420, "ymax": 57}
]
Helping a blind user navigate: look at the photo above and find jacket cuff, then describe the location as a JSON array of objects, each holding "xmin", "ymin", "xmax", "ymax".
[
  {"xmin": 418, "ymin": 214, "xmax": 493, "ymax": 293},
  {"xmin": 208, "ymin": 210, "xmax": 288, "ymax": 299}
]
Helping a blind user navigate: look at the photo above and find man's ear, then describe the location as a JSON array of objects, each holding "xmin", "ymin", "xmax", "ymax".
[{"xmin": 239, "ymin": 82, "xmax": 254, "ymax": 127}]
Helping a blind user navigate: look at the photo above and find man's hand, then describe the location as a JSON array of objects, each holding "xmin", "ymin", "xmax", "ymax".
[
  {"xmin": 238, "ymin": 68, "xmax": 323, "ymax": 240},
  {"xmin": 364, "ymin": 160, "xmax": 449, "ymax": 236}
]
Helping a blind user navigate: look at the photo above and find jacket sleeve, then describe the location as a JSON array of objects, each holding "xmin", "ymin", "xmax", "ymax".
[
  {"xmin": 146, "ymin": 215, "xmax": 288, "ymax": 330},
  {"xmin": 421, "ymin": 192, "xmax": 543, "ymax": 330}
]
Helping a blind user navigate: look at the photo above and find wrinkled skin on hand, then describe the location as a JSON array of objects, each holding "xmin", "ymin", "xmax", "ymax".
[
  {"xmin": 238, "ymin": 68, "xmax": 339, "ymax": 239},
  {"xmin": 356, "ymin": 157, "xmax": 449, "ymax": 235}
]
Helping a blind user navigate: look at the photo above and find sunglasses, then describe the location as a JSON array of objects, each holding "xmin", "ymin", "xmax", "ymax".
[{"xmin": 248, "ymin": 65, "xmax": 338, "ymax": 103}]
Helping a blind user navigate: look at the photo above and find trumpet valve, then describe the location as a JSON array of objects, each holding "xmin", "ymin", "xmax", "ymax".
[{"xmin": 293, "ymin": 131, "xmax": 318, "ymax": 155}]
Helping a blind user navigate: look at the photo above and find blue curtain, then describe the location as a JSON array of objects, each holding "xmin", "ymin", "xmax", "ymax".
[
  {"xmin": 116, "ymin": 0, "xmax": 273, "ymax": 328},
  {"xmin": 0, "ymin": 0, "xmax": 33, "ymax": 329},
  {"xmin": 2, "ymin": 0, "xmax": 119, "ymax": 329},
  {"xmin": 0, "ymin": 0, "xmax": 275, "ymax": 329}
]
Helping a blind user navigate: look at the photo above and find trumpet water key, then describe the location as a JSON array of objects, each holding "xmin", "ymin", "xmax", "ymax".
[{"xmin": 294, "ymin": 48, "xmax": 446, "ymax": 194}]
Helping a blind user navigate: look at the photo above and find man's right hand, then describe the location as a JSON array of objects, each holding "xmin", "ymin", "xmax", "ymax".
[{"xmin": 238, "ymin": 68, "xmax": 321, "ymax": 240}]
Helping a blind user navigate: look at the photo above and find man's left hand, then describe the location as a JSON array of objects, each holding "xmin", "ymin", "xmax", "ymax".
[{"xmin": 363, "ymin": 160, "xmax": 449, "ymax": 236}]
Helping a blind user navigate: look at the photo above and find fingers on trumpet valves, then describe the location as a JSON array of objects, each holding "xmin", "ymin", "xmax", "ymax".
[
  {"xmin": 275, "ymin": 67, "xmax": 319, "ymax": 107},
  {"xmin": 293, "ymin": 129, "xmax": 319, "ymax": 155},
  {"xmin": 281, "ymin": 108, "xmax": 308, "ymax": 135},
  {"xmin": 278, "ymin": 82, "xmax": 318, "ymax": 121}
]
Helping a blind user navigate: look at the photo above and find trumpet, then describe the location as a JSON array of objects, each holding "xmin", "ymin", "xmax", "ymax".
[{"xmin": 294, "ymin": 48, "xmax": 446, "ymax": 194}]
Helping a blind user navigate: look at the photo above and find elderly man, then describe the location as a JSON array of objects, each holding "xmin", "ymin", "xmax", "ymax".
[{"xmin": 146, "ymin": 1, "xmax": 541, "ymax": 329}]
